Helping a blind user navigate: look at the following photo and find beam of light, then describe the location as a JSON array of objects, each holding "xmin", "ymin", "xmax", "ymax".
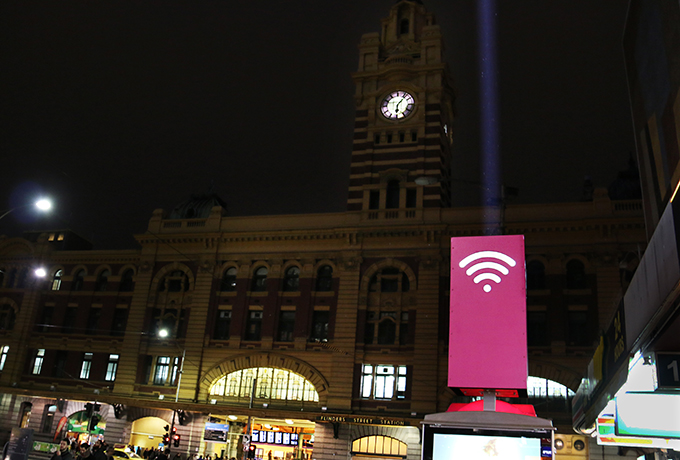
[{"xmin": 477, "ymin": 0, "xmax": 501, "ymax": 230}]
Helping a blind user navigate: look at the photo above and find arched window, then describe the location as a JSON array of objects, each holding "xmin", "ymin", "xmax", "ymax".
[
  {"xmin": 0, "ymin": 269, "xmax": 5, "ymax": 287},
  {"xmin": 283, "ymin": 266, "xmax": 300, "ymax": 292},
  {"xmin": 399, "ymin": 18, "xmax": 409, "ymax": 35},
  {"xmin": 352, "ymin": 436, "xmax": 407, "ymax": 458},
  {"xmin": 386, "ymin": 180, "xmax": 400, "ymax": 209},
  {"xmin": 95, "ymin": 269, "xmax": 110, "ymax": 291},
  {"xmin": 0, "ymin": 304, "xmax": 16, "ymax": 331},
  {"xmin": 315, "ymin": 265, "xmax": 333, "ymax": 291},
  {"xmin": 527, "ymin": 376, "xmax": 575, "ymax": 398},
  {"xmin": 566, "ymin": 260, "xmax": 586, "ymax": 289},
  {"xmin": 159, "ymin": 270, "xmax": 189, "ymax": 292},
  {"xmin": 365, "ymin": 265, "xmax": 412, "ymax": 345},
  {"xmin": 119, "ymin": 269, "xmax": 134, "ymax": 292},
  {"xmin": 251, "ymin": 267, "xmax": 268, "ymax": 292},
  {"xmin": 51, "ymin": 269, "xmax": 63, "ymax": 291},
  {"xmin": 209, "ymin": 367, "xmax": 319, "ymax": 404},
  {"xmin": 526, "ymin": 261, "xmax": 546, "ymax": 290},
  {"xmin": 72, "ymin": 269, "xmax": 85, "ymax": 291},
  {"xmin": 220, "ymin": 267, "xmax": 238, "ymax": 292}
]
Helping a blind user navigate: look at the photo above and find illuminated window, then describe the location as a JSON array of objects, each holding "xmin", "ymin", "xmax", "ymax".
[
  {"xmin": 33, "ymin": 349, "xmax": 45, "ymax": 375},
  {"xmin": 352, "ymin": 436, "xmax": 407, "ymax": 458},
  {"xmin": 527, "ymin": 376, "xmax": 574, "ymax": 398},
  {"xmin": 51, "ymin": 269, "xmax": 62, "ymax": 291},
  {"xmin": 0, "ymin": 345, "xmax": 9, "ymax": 370},
  {"xmin": 154, "ymin": 356, "xmax": 171, "ymax": 385},
  {"xmin": 209, "ymin": 367, "xmax": 319, "ymax": 403},
  {"xmin": 360, "ymin": 364, "xmax": 407, "ymax": 400},
  {"xmin": 105, "ymin": 354, "xmax": 119, "ymax": 381},
  {"xmin": 80, "ymin": 352, "xmax": 93, "ymax": 379}
]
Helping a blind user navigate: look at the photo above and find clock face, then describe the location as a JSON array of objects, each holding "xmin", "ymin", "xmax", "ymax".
[{"xmin": 380, "ymin": 91, "xmax": 415, "ymax": 120}]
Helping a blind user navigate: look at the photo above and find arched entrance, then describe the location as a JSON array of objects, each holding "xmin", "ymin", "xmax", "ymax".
[
  {"xmin": 130, "ymin": 416, "xmax": 172, "ymax": 450},
  {"xmin": 351, "ymin": 436, "xmax": 407, "ymax": 460},
  {"xmin": 66, "ymin": 410, "xmax": 107, "ymax": 445}
]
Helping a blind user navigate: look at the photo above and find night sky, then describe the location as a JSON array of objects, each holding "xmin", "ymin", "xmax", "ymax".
[{"xmin": 0, "ymin": 1, "xmax": 635, "ymax": 249}]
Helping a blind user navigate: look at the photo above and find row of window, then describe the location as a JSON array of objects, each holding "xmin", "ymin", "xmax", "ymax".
[
  {"xmin": 213, "ymin": 309, "xmax": 329, "ymax": 343},
  {"xmin": 31, "ymin": 348, "xmax": 120, "ymax": 381},
  {"xmin": 527, "ymin": 259, "xmax": 588, "ymax": 290},
  {"xmin": 36, "ymin": 305, "xmax": 128, "ymax": 336},
  {"xmin": 218, "ymin": 265, "xmax": 334, "ymax": 293},
  {"xmin": 374, "ymin": 130, "xmax": 418, "ymax": 145}
]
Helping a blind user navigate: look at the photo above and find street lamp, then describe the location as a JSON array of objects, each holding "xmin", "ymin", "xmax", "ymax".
[
  {"xmin": 158, "ymin": 328, "xmax": 186, "ymax": 451},
  {"xmin": 0, "ymin": 198, "xmax": 53, "ymax": 221}
]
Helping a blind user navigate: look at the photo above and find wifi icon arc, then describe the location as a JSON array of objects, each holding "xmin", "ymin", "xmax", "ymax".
[{"xmin": 458, "ymin": 250, "xmax": 517, "ymax": 293}]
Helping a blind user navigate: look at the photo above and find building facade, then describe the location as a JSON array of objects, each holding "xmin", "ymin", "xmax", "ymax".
[{"xmin": 0, "ymin": 2, "xmax": 645, "ymax": 460}]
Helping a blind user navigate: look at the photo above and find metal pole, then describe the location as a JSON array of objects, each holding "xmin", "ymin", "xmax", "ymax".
[
  {"xmin": 243, "ymin": 378, "xmax": 257, "ymax": 460},
  {"xmin": 176, "ymin": 348, "xmax": 186, "ymax": 403}
]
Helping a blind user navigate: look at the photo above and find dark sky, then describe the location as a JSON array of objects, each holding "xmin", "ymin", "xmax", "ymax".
[{"xmin": 0, "ymin": 0, "xmax": 635, "ymax": 249}]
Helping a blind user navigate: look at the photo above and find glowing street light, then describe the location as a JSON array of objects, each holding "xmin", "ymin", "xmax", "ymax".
[
  {"xmin": 0, "ymin": 198, "xmax": 53, "ymax": 221},
  {"xmin": 34, "ymin": 268, "xmax": 47, "ymax": 278}
]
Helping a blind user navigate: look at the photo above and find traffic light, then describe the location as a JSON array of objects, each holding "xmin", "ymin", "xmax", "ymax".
[
  {"xmin": 88, "ymin": 415, "xmax": 100, "ymax": 431},
  {"xmin": 247, "ymin": 445, "xmax": 256, "ymax": 459},
  {"xmin": 163, "ymin": 424, "xmax": 171, "ymax": 445},
  {"xmin": 173, "ymin": 434, "xmax": 180, "ymax": 447}
]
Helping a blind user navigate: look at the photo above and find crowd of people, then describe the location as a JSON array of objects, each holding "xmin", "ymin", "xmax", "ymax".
[{"xmin": 50, "ymin": 439, "xmax": 115, "ymax": 460}]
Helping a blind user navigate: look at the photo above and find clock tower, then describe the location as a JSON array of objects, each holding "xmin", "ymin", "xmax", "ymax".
[{"xmin": 347, "ymin": 0, "xmax": 455, "ymax": 215}]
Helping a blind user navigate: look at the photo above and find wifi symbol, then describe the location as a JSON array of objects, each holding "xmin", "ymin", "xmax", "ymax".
[{"xmin": 458, "ymin": 250, "xmax": 517, "ymax": 293}]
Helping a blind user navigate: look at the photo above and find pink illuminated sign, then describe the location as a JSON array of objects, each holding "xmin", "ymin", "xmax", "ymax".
[{"xmin": 449, "ymin": 235, "xmax": 527, "ymax": 393}]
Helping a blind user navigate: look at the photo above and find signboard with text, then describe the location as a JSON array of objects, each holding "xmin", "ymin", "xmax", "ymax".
[{"xmin": 449, "ymin": 236, "xmax": 527, "ymax": 392}]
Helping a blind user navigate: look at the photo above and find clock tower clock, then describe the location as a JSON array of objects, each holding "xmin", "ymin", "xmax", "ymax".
[{"xmin": 347, "ymin": 0, "xmax": 455, "ymax": 215}]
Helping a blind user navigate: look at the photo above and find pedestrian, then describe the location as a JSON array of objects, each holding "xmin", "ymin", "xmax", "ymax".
[
  {"xmin": 76, "ymin": 443, "xmax": 92, "ymax": 460},
  {"xmin": 51, "ymin": 439, "xmax": 74, "ymax": 460}
]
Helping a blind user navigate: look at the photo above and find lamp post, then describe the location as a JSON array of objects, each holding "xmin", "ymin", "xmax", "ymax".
[
  {"xmin": 159, "ymin": 328, "xmax": 185, "ymax": 451},
  {"xmin": 0, "ymin": 198, "xmax": 53, "ymax": 221}
]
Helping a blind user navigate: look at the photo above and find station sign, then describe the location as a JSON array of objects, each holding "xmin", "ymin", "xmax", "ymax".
[{"xmin": 655, "ymin": 353, "xmax": 680, "ymax": 389}]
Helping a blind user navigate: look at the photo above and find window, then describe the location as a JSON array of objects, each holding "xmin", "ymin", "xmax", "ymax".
[
  {"xmin": 158, "ymin": 270, "xmax": 190, "ymax": 292},
  {"xmin": 86, "ymin": 308, "xmax": 101, "ymax": 335},
  {"xmin": 399, "ymin": 18, "xmax": 409, "ymax": 35},
  {"xmin": 37, "ymin": 306, "xmax": 53, "ymax": 333},
  {"xmin": 399, "ymin": 132, "xmax": 405, "ymax": 142},
  {"xmin": 277, "ymin": 311, "xmax": 295, "ymax": 342},
  {"xmin": 386, "ymin": 180, "xmax": 400, "ymax": 209},
  {"xmin": 72, "ymin": 269, "xmax": 85, "ymax": 291},
  {"xmin": 149, "ymin": 307, "xmax": 185, "ymax": 339},
  {"xmin": 310, "ymin": 310, "xmax": 329, "ymax": 342},
  {"xmin": 386, "ymin": 133, "xmax": 393, "ymax": 143},
  {"xmin": 369, "ymin": 190, "xmax": 380, "ymax": 210},
  {"xmin": 0, "ymin": 269, "xmax": 4, "ymax": 287},
  {"xmin": 19, "ymin": 402, "xmax": 31, "ymax": 428},
  {"xmin": 154, "ymin": 356, "xmax": 171, "ymax": 385},
  {"xmin": 527, "ymin": 376, "xmax": 574, "ymax": 398},
  {"xmin": 411, "ymin": 131, "xmax": 417, "ymax": 142},
  {"xmin": 105, "ymin": 354, "xmax": 119, "ymax": 381},
  {"xmin": 315, "ymin": 265, "xmax": 333, "ymax": 292},
  {"xmin": 62, "ymin": 307, "xmax": 77, "ymax": 334},
  {"xmin": 527, "ymin": 310, "xmax": 547, "ymax": 346},
  {"xmin": 245, "ymin": 311, "xmax": 263, "ymax": 341},
  {"xmin": 33, "ymin": 349, "xmax": 45, "ymax": 375},
  {"xmin": 214, "ymin": 310, "xmax": 232, "ymax": 340},
  {"xmin": 352, "ymin": 436, "xmax": 407, "ymax": 458},
  {"xmin": 566, "ymin": 260, "xmax": 586, "ymax": 289},
  {"xmin": 568, "ymin": 309, "xmax": 589, "ymax": 346},
  {"xmin": 119, "ymin": 269, "xmax": 134, "ymax": 292},
  {"xmin": 209, "ymin": 367, "xmax": 319, "ymax": 403},
  {"xmin": 54, "ymin": 350, "xmax": 67, "ymax": 378},
  {"xmin": 251, "ymin": 267, "xmax": 268, "ymax": 292},
  {"xmin": 80, "ymin": 352, "xmax": 93, "ymax": 379},
  {"xmin": 527, "ymin": 261, "xmax": 546, "ymax": 290},
  {"xmin": 0, "ymin": 304, "xmax": 15, "ymax": 330},
  {"xmin": 170, "ymin": 356, "xmax": 181, "ymax": 385},
  {"xmin": 41, "ymin": 404, "xmax": 57, "ymax": 433},
  {"xmin": 406, "ymin": 189, "xmax": 416, "ymax": 208},
  {"xmin": 374, "ymin": 133, "xmax": 380, "ymax": 144},
  {"xmin": 111, "ymin": 308, "xmax": 128, "ymax": 336},
  {"xmin": 95, "ymin": 270, "xmax": 110, "ymax": 291},
  {"xmin": 0, "ymin": 345, "xmax": 9, "ymax": 371},
  {"xmin": 283, "ymin": 267, "xmax": 300, "ymax": 292},
  {"xmin": 360, "ymin": 364, "xmax": 407, "ymax": 400},
  {"xmin": 369, "ymin": 267, "xmax": 410, "ymax": 293},
  {"xmin": 51, "ymin": 269, "xmax": 62, "ymax": 291},
  {"xmin": 220, "ymin": 267, "xmax": 237, "ymax": 292}
]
